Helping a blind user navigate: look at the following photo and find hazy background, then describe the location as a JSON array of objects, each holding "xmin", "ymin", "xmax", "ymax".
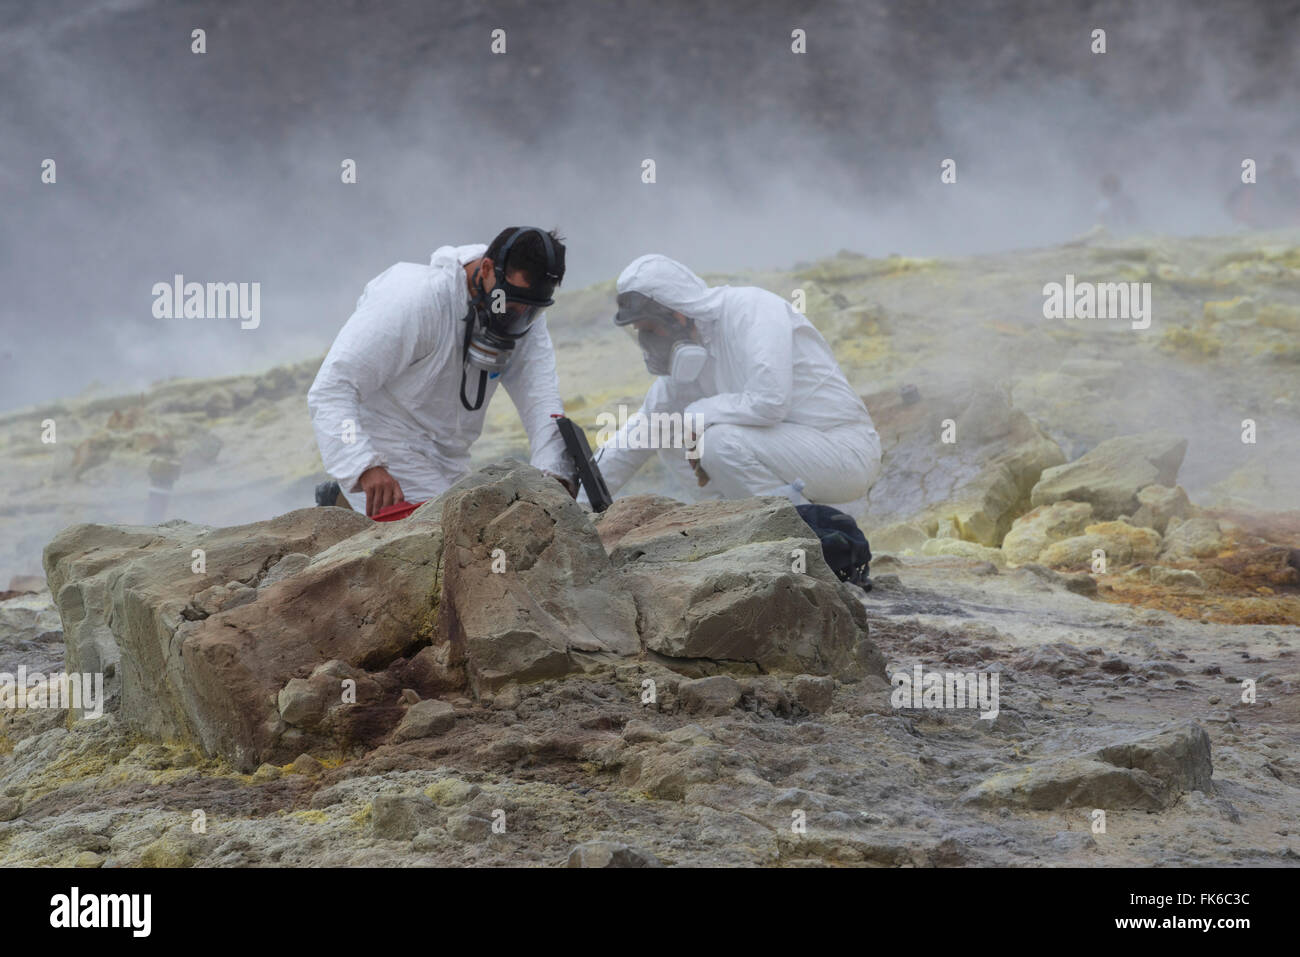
[{"xmin": 2, "ymin": 0, "xmax": 1299, "ymax": 410}]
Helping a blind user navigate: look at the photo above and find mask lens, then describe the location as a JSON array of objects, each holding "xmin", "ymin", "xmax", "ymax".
[
  {"xmin": 500, "ymin": 301, "xmax": 539, "ymax": 334},
  {"xmin": 636, "ymin": 326, "xmax": 675, "ymax": 375}
]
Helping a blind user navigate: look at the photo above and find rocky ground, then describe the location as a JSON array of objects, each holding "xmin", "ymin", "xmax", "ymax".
[{"xmin": 0, "ymin": 228, "xmax": 1297, "ymax": 867}]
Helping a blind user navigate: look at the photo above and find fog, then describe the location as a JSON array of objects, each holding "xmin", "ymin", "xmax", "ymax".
[{"xmin": 1, "ymin": 0, "xmax": 1297, "ymax": 410}]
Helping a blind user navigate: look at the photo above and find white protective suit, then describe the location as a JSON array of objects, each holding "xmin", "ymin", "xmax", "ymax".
[
  {"xmin": 592, "ymin": 255, "xmax": 881, "ymax": 505},
  {"xmin": 308, "ymin": 244, "xmax": 571, "ymax": 511}
]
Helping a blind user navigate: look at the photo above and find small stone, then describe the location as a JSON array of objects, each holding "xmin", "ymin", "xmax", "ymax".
[
  {"xmin": 251, "ymin": 763, "xmax": 282, "ymax": 783},
  {"xmin": 399, "ymin": 688, "xmax": 421, "ymax": 705},
  {"xmin": 392, "ymin": 698, "xmax": 457, "ymax": 742},
  {"xmin": 1131, "ymin": 485, "xmax": 1190, "ymax": 535},
  {"xmin": 790, "ymin": 675, "xmax": 835, "ymax": 713},
  {"xmin": 620, "ymin": 719, "xmax": 665, "ymax": 744},
  {"xmin": 493, "ymin": 685, "xmax": 523, "ymax": 710},
  {"xmin": 446, "ymin": 812, "xmax": 495, "ymax": 842},
  {"xmin": 287, "ymin": 753, "xmax": 325, "ymax": 777},
  {"xmin": 0, "ymin": 798, "xmax": 21, "ymax": 822},
  {"xmin": 372, "ymin": 793, "xmax": 440, "ymax": 841},
  {"xmin": 73, "ymin": 851, "xmax": 105, "ymax": 868},
  {"xmin": 278, "ymin": 678, "xmax": 326, "ymax": 728},
  {"xmin": 566, "ymin": 841, "xmax": 663, "ymax": 868},
  {"xmin": 411, "ymin": 832, "xmax": 441, "ymax": 852},
  {"xmin": 676, "ymin": 676, "xmax": 743, "ymax": 716},
  {"xmin": 424, "ymin": 778, "xmax": 482, "ymax": 806},
  {"xmin": 1050, "ymin": 831, "xmax": 1097, "ymax": 853},
  {"xmin": 1150, "ymin": 566, "xmax": 1204, "ymax": 588}
]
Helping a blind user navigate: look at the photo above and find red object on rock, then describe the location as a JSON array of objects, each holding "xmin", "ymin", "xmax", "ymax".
[{"xmin": 371, "ymin": 500, "xmax": 425, "ymax": 522}]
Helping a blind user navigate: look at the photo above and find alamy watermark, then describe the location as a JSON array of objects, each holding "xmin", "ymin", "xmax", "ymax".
[
  {"xmin": 1042, "ymin": 274, "xmax": 1151, "ymax": 330},
  {"xmin": 891, "ymin": 664, "xmax": 999, "ymax": 719},
  {"xmin": 152, "ymin": 275, "xmax": 260, "ymax": 329},
  {"xmin": 1, "ymin": 667, "xmax": 105, "ymax": 719},
  {"xmin": 595, "ymin": 405, "xmax": 703, "ymax": 459}
]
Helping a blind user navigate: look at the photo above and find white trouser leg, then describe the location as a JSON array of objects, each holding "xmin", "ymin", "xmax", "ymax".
[{"xmin": 697, "ymin": 421, "xmax": 881, "ymax": 504}]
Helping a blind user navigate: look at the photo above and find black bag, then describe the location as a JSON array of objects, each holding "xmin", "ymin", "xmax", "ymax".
[{"xmin": 796, "ymin": 504, "xmax": 872, "ymax": 590}]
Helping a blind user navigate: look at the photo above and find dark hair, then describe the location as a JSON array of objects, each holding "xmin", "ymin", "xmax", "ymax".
[{"xmin": 485, "ymin": 227, "xmax": 566, "ymax": 289}]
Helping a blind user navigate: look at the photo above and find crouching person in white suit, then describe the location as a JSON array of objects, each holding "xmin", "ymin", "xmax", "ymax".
[
  {"xmin": 590, "ymin": 254, "xmax": 881, "ymax": 505},
  {"xmin": 309, "ymin": 227, "xmax": 575, "ymax": 518}
]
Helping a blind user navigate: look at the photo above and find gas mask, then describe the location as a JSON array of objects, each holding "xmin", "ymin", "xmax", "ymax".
[
  {"xmin": 616, "ymin": 290, "xmax": 706, "ymax": 382},
  {"xmin": 637, "ymin": 329, "xmax": 707, "ymax": 382},
  {"xmin": 460, "ymin": 228, "xmax": 560, "ymax": 411}
]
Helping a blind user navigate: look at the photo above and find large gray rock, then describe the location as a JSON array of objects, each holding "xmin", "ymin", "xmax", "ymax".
[
  {"xmin": 862, "ymin": 386, "xmax": 1065, "ymax": 546},
  {"xmin": 962, "ymin": 721, "xmax": 1212, "ymax": 810},
  {"xmin": 1030, "ymin": 431, "xmax": 1188, "ymax": 520},
  {"xmin": 392, "ymin": 698, "xmax": 457, "ymax": 742},
  {"xmin": 1159, "ymin": 516, "xmax": 1226, "ymax": 561},
  {"xmin": 0, "ymin": 589, "xmax": 63, "ymax": 674},
  {"xmin": 620, "ymin": 537, "xmax": 880, "ymax": 679},
  {"xmin": 434, "ymin": 462, "xmax": 640, "ymax": 694},
  {"xmin": 677, "ymin": 675, "xmax": 742, "ymax": 715},
  {"xmin": 1131, "ymin": 485, "xmax": 1190, "ymax": 534},
  {"xmin": 1094, "ymin": 722, "xmax": 1213, "ymax": 794},
  {"xmin": 40, "ymin": 462, "xmax": 883, "ymax": 772},
  {"xmin": 602, "ymin": 498, "xmax": 812, "ymax": 565},
  {"xmin": 604, "ymin": 495, "xmax": 882, "ymax": 680},
  {"xmin": 44, "ymin": 506, "xmax": 436, "ymax": 770}
]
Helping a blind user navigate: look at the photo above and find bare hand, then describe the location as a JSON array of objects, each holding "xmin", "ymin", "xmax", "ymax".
[
  {"xmin": 358, "ymin": 466, "xmax": 404, "ymax": 517},
  {"xmin": 544, "ymin": 471, "xmax": 578, "ymax": 498},
  {"xmin": 688, "ymin": 452, "xmax": 710, "ymax": 486}
]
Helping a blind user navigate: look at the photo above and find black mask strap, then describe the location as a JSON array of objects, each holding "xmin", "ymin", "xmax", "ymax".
[{"xmin": 459, "ymin": 304, "xmax": 488, "ymax": 411}]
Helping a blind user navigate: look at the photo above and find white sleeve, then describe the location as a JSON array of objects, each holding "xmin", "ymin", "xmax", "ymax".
[
  {"xmin": 685, "ymin": 299, "xmax": 793, "ymax": 429},
  {"xmin": 500, "ymin": 315, "xmax": 572, "ymax": 478},
  {"xmin": 588, "ymin": 377, "xmax": 679, "ymax": 496},
  {"xmin": 308, "ymin": 266, "xmax": 441, "ymax": 492}
]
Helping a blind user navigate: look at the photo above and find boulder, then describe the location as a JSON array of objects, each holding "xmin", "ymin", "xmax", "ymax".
[
  {"xmin": 40, "ymin": 462, "xmax": 883, "ymax": 771},
  {"xmin": 1095, "ymin": 722, "xmax": 1213, "ymax": 795},
  {"xmin": 961, "ymin": 721, "xmax": 1212, "ymax": 810},
  {"xmin": 862, "ymin": 386, "xmax": 1065, "ymax": 546},
  {"xmin": 602, "ymin": 497, "xmax": 811, "ymax": 565},
  {"xmin": 1038, "ymin": 521, "xmax": 1161, "ymax": 569},
  {"xmin": 1001, "ymin": 501, "xmax": 1094, "ymax": 565},
  {"xmin": 620, "ymin": 538, "xmax": 879, "ymax": 678},
  {"xmin": 790, "ymin": 674, "xmax": 835, "ymax": 713},
  {"xmin": 603, "ymin": 495, "xmax": 882, "ymax": 680},
  {"xmin": 1159, "ymin": 516, "xmax": 1226, "ymax": 561},
  {"xmin": 43, "ymin": 506, "xmax": 436, "ymax": 769},
  {"xmin": 1030, "ymin": 431, "xmax": 1188, "ymax": 519},
  {"xmin": 1131, "ymin": 485, "xmax": 1190, "ymax": 534},
  {"xmin": 866, "ymin": 521, "xmax": 928, "ymax": 555},
  {"xmin": 594, "ymin": 495, "xmax": 681, "ymax": 550},
  {"xmin": 372, "ymin": 793, "xmax": 441, "ymax": 841},
  {"xmin": 435, "ymin": 463, "xmax": 639, "ymax": 694},
  {"xmin": 920, "ymin": 538, "xmax": 1006, "ymax": 567},
  {"xmin": 392, "ymin": 699, "xmax": 457, "ymax": 742},
  {"xmin": 677, "ymin": 676, "xmax": 743, "ymax": 715}
]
